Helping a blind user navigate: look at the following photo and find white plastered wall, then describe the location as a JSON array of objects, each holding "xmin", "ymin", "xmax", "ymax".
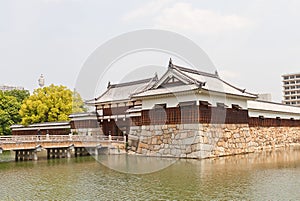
[
  {"xmin": 247, "ymin": 100, "xmax": 300, "ymax": 119},
  {"xmin": 142, "ymin": 91, "xmax": 249, "ymax": 110}
]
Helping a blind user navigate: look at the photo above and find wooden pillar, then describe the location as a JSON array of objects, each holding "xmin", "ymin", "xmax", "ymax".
[
  {"xmin": 33, "ymin": 151, "xmax": 38, "ymax": 161},
  {"xmin": 95, "ymin": 147, "xmax": 98, "ymax": 156},
  {"xmin": 15, "ymin": 151, "xmax": 18, "ymax": 161},
  {"xmin": 67, "ymin": 149, "xmax": 71, "ymax": 158},
  {"xmin": 82, "ymin": 147, "xmax": 85, "ymax": 156},
  {"xmin": 19, "ymin": 151, "xmax": 23, "ymax": 161},
  {"xmin": 52, "ymin": 149, "xmax": 55, "ymax": 159},
  {"xmin": 75, "ymin": 147, "xmax": 78, "ymax": 157},
  {"xmin": 47, "ymin": 149, "xmax": 50, "ymax": 159}
]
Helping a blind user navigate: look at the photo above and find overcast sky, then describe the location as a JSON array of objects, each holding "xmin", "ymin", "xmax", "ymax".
[{"xmin": 1, "ymin": 0, "xmax": 300, "ymax": 102}]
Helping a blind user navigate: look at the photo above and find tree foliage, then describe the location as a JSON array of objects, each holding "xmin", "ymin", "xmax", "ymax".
[
  {"xmin": 72, "ymin": 90, "xmax": 87, "ymax": 113},
  {"xmin": 19, "ymin": 84, "xmax": 86, "ymax": 125},
  {"xmin": 0, "ymin": 91, "xmax": 22, "ymax": 135},
  {"xmin": 4, "ymin": 89, "xmax": 30, "ymax": 103}
]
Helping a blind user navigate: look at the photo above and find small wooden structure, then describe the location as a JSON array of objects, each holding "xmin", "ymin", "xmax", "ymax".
[
  {"xmin": 11, "ymin": 122, "xmax": 71, "ymax": 136},
  {"xmin": 11, "ymin": 112, "xmax": 100, "ymax": 136},
  {"xmin": 69, "ymin": 112, "xmax": 101, "ymax": 135}
]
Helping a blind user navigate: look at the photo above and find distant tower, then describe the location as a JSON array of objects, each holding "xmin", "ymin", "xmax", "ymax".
[{"xmin": 38, "ymin": 74, "xmax": 45, "ymax": 88}]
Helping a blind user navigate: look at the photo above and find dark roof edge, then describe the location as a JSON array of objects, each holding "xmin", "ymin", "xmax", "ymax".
[
  {"xmin": 172, "ymin": 65, "xmax": 218, "ymax": 78},
  {"xmin": 173, "ymin": 64, "xmax": 257, "ymax": 97},
  {"xmin": 250, "ymin": 100, "xmax": 300, "ymax": 108},
  {"xmin": 201, "ymin": 88, "xmax": 257, "ymax": 99},
  {"xmin": 110, "ymin": 77, "xmax": 154, "ymax": 88},
  {"xmin": 130, "ymin": 74, "xmax": 158, "ymax": 96},
  {"xmin": 217, "ymin": 77, "xmax": 258, "ymax": 97},
  {"xmin": 173, "ymin": 67, "xmax": 203, "ymax": 87},
  {"xmin": 90, "ymin": 76, "xmax": 156, "ymax": 103}
]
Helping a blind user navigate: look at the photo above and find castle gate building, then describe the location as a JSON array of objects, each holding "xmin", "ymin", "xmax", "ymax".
[{"xmin": 88, "ymin": 60, "xmax": 300, "ymax": 158}]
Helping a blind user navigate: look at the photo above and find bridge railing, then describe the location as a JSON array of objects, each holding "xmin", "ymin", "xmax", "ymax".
[{"xmin": 0, "ymin": 135, "xmax": 125, "ymax": 144}]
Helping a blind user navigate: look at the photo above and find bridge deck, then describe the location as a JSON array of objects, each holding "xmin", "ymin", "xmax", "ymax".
[{"xmin": 0, "ymin": 135, "xmax": 125, "ymax": 151}]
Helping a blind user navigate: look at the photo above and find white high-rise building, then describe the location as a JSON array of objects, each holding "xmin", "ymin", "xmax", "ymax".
[
  {"xmin": 0, "ymin": 85, "xmax": 24, "ymax": 91},
  {"xmin": 282, "ymin": 73, "xmax": 300, "ymax": 106}
]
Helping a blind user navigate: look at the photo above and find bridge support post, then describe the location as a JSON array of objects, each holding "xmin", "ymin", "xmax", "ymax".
[
  {"xmin": 67, "ymin": 144, "xmax": 74, "ymax": 158},
  {"xmin": 47, "ymin": 149, "xmax": 50, "ymax": 159},
  {"xmin": 75, "ymin": 147, "xmax": 78, "ymax": 157},
  {"xmin": 95, "ymin": 145, "xmax": 102, "ymax": 156},
  {"xmin": 67, "ymin": 149, "xmax": 71, "ymax": 158},
  {"xmin": 94, "ymin": 147, "xmax": 98, "ymax": 156},
  {"xmin": 74, "ymin": 147, "xmax": 91, "ymax": 157},
  {"xmin": 46, "ymin": 148, "xmax": 70, "ymax": 159},
  {"xmin": 33, "ymin": 145, "xmax": 42, "ymax": 161},
  {"xmin": 33, "ymin": 151, "xmax": 38, "ymax": 161},
  {"xmin": 14, "ymin": 149, "xmax": 36, "ymax": 161},
  {"xmin": 15, "ymin": 150, "xmax": 18, "ymax": 161}
]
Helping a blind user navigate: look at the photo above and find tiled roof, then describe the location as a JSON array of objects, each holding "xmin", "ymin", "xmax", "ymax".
[
  {"xmin": 132, "ymin": 84, "xmax": 199, "ymax": 97},
  {"xmin": 174, "ymin": 65, "xmax": 257, "ymax": 97},
  {"xmin": 133, "ymin": 64, "xmax": 257, "ymax": 98},
  {"xmin": 90, "ymin": 76, "xmax": 157, "ymax": 104},
  {"xmin": 248, "ymin": 100, "xmax": 300, "ymax": 114},
  {"xmin": 88, "ymin": 61, "xmax": 257, "ymax": 104}
]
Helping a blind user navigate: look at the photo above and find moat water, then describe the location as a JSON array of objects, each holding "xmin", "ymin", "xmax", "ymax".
[{"xmin": 0, "ymin": 147, "xmax": 300, "ymax": 200}]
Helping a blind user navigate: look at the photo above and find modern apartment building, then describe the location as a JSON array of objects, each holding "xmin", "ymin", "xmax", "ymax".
[
  {"xmin": 282, "ymin": 73, "xmax": 300, "ymax": 106},
  {"xmin": 0, "ymin": 85, "xmax": 24, "ymax": 91}
]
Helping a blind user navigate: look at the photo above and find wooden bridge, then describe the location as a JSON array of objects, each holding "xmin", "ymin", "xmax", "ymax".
[{"xmin": 0, "ymin": 135, "xmax": 126, "ymax": 161}]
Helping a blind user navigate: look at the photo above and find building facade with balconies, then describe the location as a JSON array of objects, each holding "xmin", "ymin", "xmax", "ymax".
[{"xmin": 282, "ymin": 73, "xmax": 300, "ymax": 106}]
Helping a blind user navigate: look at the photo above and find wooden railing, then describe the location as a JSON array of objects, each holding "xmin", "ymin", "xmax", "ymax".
[
  {"xmin": 0, "ymin": 135, "xmax": 125, "ymax": 144},
  {"xmin": 249, "ymin": 117, "xmax": 300, "ymax": 127}
]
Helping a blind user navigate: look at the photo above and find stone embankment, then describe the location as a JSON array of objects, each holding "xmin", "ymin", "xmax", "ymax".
[{"xmin": 128, "ymin": 124, "xmax": 300, "ymax": 159}]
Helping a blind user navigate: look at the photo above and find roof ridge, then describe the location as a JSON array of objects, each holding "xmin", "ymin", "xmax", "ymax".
[
  {"xmin": 172, "ymin": 65, "xmax": 218, "ymax": 78},
  {"xmin": 130, "ymin": 74, "xmax": 158, "ymax": 96},
  {"xmin": 111, "ymin": 77, "xmax": 153, "ymax": 88},
  {"xmin": 91, "ymin": 75, "xmax": 158, "ymax": 103},
  {"xmin": 92, "ymin": 86, "xmax": 111, "ymax": 102},
  {"xmin": 172, "ymin": 67, "xmax": 203, "ymax": 87},
  {"xmin": 172, "ymin": 63, "xmax": 257, "ymax": 97}
]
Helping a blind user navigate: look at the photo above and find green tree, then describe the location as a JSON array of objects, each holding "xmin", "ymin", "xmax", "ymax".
[
  {"xmin": 4, "ymin": 89, "xmax": 30, "ymax": 103},
  {"xmin": 0, "ymin": 91, "xmax": 21, "ymax": 135},
  {"xmin": 72, "ymin": 90, "xmax": 87, "ymax": 113},
  {"xmin": 19, "ymin": 84, "xmax": 86, "ymax": 125}
]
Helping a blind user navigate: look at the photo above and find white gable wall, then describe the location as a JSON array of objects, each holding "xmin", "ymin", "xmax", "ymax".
[
  {"xmin": 199, "ymin": 92, "xmax": 248, "ymax": 109},
  {"xmin": 142, "ymin": 93, "xmax": 202, "ymax": 109},
  {"xmin": 142, "ymin": 91, "xmax": 249, "ymax": 110}
]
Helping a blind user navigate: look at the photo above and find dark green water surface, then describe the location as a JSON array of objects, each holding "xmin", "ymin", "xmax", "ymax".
[{"xmin": 0, "ymin": 147, "xmax": 300, "ymax": 200}]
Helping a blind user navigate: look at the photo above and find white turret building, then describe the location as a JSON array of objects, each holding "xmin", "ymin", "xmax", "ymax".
[
  {"xmin": 87, "ymin": 59, "xmax": 300, "ymax": 159},
  {"xmin": 88, "ymin": 59, "xmax": 300, "ymax": 136}
]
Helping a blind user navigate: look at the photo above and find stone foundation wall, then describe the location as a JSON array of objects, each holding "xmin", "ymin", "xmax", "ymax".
[
  {"xmin": 128, "ymin": 124, "xmax": 300, "ymax": 159},
  {"xmin": 249, "ymin": 126, "xmax": 300, "ymax": 149}
]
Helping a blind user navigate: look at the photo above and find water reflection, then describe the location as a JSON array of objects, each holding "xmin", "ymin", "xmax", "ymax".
[
  {"xmin": 0, "ymin": 147, "xmax": 299, "ymax": 200},
  {"xmin": 97, "ymin": 154, "xmax": 177, "ymax": 174},
  {"xmin": 0, "ymin": 151, "xmax": 14, "ymax": 162}
]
